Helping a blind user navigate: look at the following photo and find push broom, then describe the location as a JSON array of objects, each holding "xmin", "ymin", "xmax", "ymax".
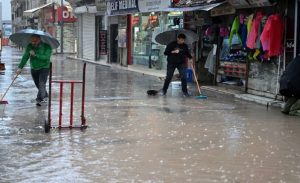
[
  {"xmin": 0, "ymin": 74, "xmax": 19, "ymax": 103},
  {"xmin": 190, "ymin": 63, "xmax": 208, "ymax": 99}
]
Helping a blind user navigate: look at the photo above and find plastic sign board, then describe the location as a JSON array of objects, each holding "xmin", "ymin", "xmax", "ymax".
[
  {"xmin": 57, "ymin": 6, "xmax": 77, "ymax": 23},
  {"xmin": 107, "ymin": 0, "xmax": 138, "ymax": 15},
  {"xmin": 227, "ymin": 0, "xmax": 274, "ymax": 8},
  {"xmin": 138, "ymin": 0, "xmax": 170, "ymax": 12}
]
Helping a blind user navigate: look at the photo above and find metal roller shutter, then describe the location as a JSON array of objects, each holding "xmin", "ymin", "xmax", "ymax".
[{"xmin": 82, "ymin": 14, "xmax": 95, "ymax": 60}]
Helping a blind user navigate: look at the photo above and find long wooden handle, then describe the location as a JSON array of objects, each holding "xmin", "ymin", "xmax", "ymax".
[
  {"xmin": 0, "ymin": 74, "xmax": 19, "ymax": 101},
  {"xmin": 190, "ymin": 64, "xmax": 202, "ymax": 95}
]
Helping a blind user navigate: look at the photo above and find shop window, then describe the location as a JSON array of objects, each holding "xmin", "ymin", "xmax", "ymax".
[
  {"xmin": 132, "ymin": 12, "xmax": 183, "ymax": 68},
  {"xmin": 133, "ymin": 13, "xmax": 160, "ymax": 56}
]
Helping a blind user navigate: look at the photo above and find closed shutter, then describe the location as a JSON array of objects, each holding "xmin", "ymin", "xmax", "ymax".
[
  {"xmin": 63, "ymin": 24, "xmax": 76, "ymax": 53},
  {"xmin": 82, "ymin": 14, "xmax": 95, "ymax": 60}
]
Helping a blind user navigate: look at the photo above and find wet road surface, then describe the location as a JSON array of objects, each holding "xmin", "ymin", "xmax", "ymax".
[{"xmin": 0, "ymin": 47, "xmax": 300, "ymax": 183}]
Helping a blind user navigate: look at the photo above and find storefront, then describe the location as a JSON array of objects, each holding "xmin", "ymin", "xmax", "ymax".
[
  {"xmin": 155, "ymin": 0, "xmax": 227, "ymax": 83},
  {"xmin": 209, "ymin": 0, "xmax": 292, "ymax": 98},
  {"xmin": 54, "ymin": 5, "xmax": 78, "ymax": 53},
  {"xmin": 131, "ymin": 11, "xmax": 183, "ymax": 70},
  {"xmin": 75, "ymin": 6, "xmax": 97, "ymax": 60},
  {"xmin": 106, "ymin": 0, "xmax": 139, "ymax": 65},
  {"xmin": 23, "ymin": 2, "xmax": 78, "ymax": 53}
]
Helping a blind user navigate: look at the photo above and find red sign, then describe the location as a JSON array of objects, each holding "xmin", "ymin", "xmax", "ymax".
[
  {"xmin": 99, "ymin": 30, "xmax": 107, "ymax": 55},
  {"xmin": 57, "ymin": 6, "xmax": 77, "ymax": 23}
]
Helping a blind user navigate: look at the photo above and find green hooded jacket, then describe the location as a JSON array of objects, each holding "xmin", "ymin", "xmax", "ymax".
[
  {"xmin": 228, "ymin": 16, "xmax": 242, "ymax": 46},
  {"xmin": 18, "ymin": 42, "xmax": 52, "ymax": 70}
]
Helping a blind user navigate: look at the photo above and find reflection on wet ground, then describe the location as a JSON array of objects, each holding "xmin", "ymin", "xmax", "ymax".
[{"xmin": 1, "ymin": 47, "xmax": 300, "ymax": 182}]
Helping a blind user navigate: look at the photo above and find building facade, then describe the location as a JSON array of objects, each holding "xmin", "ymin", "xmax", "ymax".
[
  {"xmin": 11, "ymin": 0, "xmax": 78, "ymax": 53},
  {"xmin": 12, "ymin": 0, "xmax": 299, "ymax": 100}
]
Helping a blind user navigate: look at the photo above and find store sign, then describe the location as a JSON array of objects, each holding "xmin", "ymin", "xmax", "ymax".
[
  {"xmin": 167, "ymin": 0, "xmax": 226, "ymax": 12},
  {"xmin": 96, "ymin": 0, "xmax": 106, "ymax": 14},
  {"xmin": 99, "ymin": 30, "xmax": 107, "ymax": 55},
  {"xmin": 107, "ymin": 0, "xmax": 138, "ymax": 16},
  {"xmin": 138, "ymin": 0, "xmax": 170, "ymax": 12},
  {"xmin": 57, "ymin": 6, "xmax": 77, "ymax": 23},
  {"xmin": 210, "ymin": 5, "xmax": 236, "ymax": 17},
  {"xmin": 170, "ymin": 0, "xmax": 225, "ymax": 8},
  {"xmin": 227, "ymin": 0, "xmax": 273, "ymax": 8}
]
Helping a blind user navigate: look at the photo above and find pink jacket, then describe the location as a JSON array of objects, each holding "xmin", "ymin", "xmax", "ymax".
[
  {"xmin": 246, "ymin": 12, "xmax": 264, "ymax": 49},
  {"xmin": 260, "ymin": 14, "xmax": 284, "ymax": 56}
]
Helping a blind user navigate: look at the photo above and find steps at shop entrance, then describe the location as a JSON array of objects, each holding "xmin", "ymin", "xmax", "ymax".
[
  {"xmin": 235, "ymin": 94, "xmax": 283, "ymax": 107},
  {"xmin": 202, "ymin": 85, "xmax": 283, "ymax": 108}
]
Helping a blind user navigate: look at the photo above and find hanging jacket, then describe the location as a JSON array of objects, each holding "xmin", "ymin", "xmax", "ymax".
[
  {"xmin": 247, "ymin": 12, "xmax": 264, "ymax": 49},
  {"xmin": 247, "ymin": 14, "xmax": 254, "ymax": 35},
  {"xmin": 260, "ymin": 14, "xmax": 284, "ymax": 56},
  {"xmin": 239, "ymin": 24, "xmax": 248, "ymax": 48},
  {"xmin": 229, "ymin": 16, "xmax": 242, "ymax": 46}
]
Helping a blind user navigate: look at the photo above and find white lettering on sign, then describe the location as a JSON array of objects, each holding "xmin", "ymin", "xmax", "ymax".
[
  {"xmin": 62, "ymin": 10, "xmax": 75, "ymax": 19},
  {"xmin": 119, "ymin": 0, "xmax": 126, "ymax": 9},
  {"xmin": 118, "ymin": 0, "xmax": 136, "ymax": 10},
  {"xmin": 110, "ymin": 2, "xmax": 118, "ymax": 11},
  {"xmin": 286, "ymin": 42, "xmax": 295, "ymax": 49}
]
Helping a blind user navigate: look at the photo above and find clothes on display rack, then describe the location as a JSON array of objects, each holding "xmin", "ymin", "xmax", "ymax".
[
  {"xmin": 247, "ymin": 11, "xmax": 265, "ymax": 49},
  {"xmin": 260, "ymin": 13, "xmax": 284, "ymax": 57}
]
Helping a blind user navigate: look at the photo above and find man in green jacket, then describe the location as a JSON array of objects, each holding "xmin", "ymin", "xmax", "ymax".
[{"xmin": 16, "ymin": 35, "xmax": 52, "ymax": 106}]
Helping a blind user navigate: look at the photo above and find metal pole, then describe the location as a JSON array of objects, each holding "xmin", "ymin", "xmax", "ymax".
[
  {"xmin": 294, "ymin": 0, "xmax": 298, "ymax": 58},
  {"xmin": 60, "ymin": 0, "xmax": 64, "ymax": 53},
  {"xmin": 48, "ymin": 63, "xmax": 52, "ymax": 128},
  {"xmin": 70, "ymin": 82, "xmax": 74, "ymax": 128},
  {"xmin": 59, "ymin": 82, "xmax": 63, "ymax": 128},
  {"xmin": 81, "ymin": 63, "xmax": 86, "ymax": 126}
]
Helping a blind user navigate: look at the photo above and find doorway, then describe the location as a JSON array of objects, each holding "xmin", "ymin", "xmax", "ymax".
[{"xmin": 110, "ymin": 24, "xmax": 118, "ymax": 63}]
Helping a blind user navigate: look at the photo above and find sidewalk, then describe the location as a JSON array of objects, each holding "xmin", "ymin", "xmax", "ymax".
[{"xmin": 67, "ymin": 56, "xmax": 284, "ymax": 108}]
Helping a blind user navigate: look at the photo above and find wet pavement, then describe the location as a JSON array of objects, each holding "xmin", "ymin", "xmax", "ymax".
[{"xmin": 0, "ymin": 46, "xmax": 300, "ymax": 183}]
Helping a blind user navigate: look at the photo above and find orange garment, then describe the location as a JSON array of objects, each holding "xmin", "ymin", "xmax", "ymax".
[{"xmin": 260, "ymin": 14, "xmax": 284, "ymax": 56}]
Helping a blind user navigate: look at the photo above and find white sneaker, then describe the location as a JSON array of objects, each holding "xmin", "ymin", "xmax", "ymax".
[
  {"xmin": 36, "ymin": 99, "xmax": 47, "ymax": 106},
  {"xmin": 43, "ymin": 97, "xmax": 48, "ymax": 102}
]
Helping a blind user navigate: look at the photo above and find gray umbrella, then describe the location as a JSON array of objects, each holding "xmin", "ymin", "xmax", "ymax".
[
  {"xmin": 155, "ymin": 29, "xmax": 199, "ymax": 45},
  {"xmin": 9, "ymin": 29, "xmax": 60, "ymax": 49}
]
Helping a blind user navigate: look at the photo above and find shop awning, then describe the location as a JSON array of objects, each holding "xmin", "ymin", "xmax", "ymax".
[
  {"xmin": 165, "ymin": 2, "xmax": 226, "ymax": 12},
  {"xmin": 23, "ymin": 2, "xmax": 54, "ymax": 16},
  {"xmin": 74, "ymin": 5, "xmax": 97, "ymax": 14}
]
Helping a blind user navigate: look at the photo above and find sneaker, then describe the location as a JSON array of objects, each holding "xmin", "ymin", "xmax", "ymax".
[
  {"xmin": 43, "ymin": 97, "xmax": 48, "ymax": 102},
  {"xmin": 36, "ymin": 99, "xmax": 47, "ymax": 106},
  {"xmin": 159, "ymin": 91, "xmax": 166, "ymax": 96},
  {"xmin": 183, "ymin": 92, "xmax": 190, "ymax": 97}
]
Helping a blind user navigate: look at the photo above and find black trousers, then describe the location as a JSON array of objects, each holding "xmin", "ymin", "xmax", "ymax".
[
  {"xmin": 162, "ymin": 63, "xmax": 187, "ymax": 94},
  {"xmin": 31, "ymin": 68, "xmax": 49, "ymax": 101}
]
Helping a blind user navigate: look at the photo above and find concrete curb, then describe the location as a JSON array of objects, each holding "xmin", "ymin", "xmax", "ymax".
[
  {"xmin": 67, "ymin": 56, "xmax": 111, "ymax": 67},
  {"xmin": 67, "ymin": 56, "xmax": 165, "ymax": 78}
]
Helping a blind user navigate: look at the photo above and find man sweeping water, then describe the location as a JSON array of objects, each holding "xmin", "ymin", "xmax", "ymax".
[
  {"xmin": 160, "ymin": 33, "xmax": 192, "ymax": 97},
  {"xmin": 16, "ymin": 35, "xmax": 52, "ymax": 106}
]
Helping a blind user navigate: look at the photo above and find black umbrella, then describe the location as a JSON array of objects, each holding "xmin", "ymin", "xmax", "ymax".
[{"xmin": 155, "ymin": 29, "xmax": 199, "ymax": 45}]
